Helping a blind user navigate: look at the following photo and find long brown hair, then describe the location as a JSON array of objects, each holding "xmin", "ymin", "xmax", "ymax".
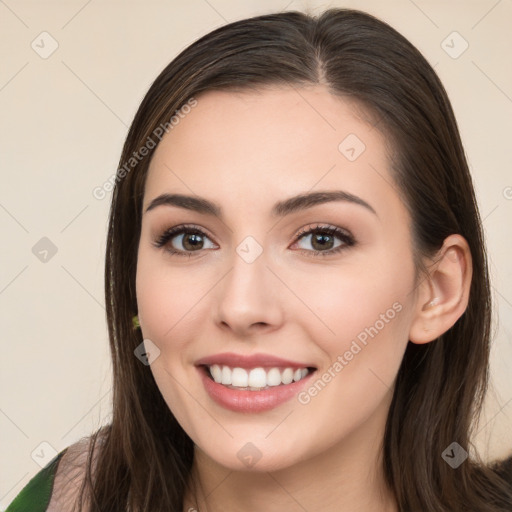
[{"xmin": 72, "ymin": 8, "xmax": 512, "ymax": 511}]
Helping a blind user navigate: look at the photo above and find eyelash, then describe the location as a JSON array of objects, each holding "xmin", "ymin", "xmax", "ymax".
[{"xmin": 152, "ymin": 223, "xmax": 356, "ymax": 258}]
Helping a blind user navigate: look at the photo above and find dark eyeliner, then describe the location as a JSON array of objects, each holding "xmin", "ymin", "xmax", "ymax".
[
  {"xmin": 152, "ymin": 224, "xmax": 210, "ymax": 254},
  {"xmin": 294, "ymin": 224, "xmax": 356, "ymax": 257},
  {"xmin": 152, "ymin": 223, "xmax": 355, "ymax": 257}
]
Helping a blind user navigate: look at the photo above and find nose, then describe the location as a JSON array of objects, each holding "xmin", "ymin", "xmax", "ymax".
[{"xmin": 213, "ymin": 248, "xmax": 285, "ymax": 337}]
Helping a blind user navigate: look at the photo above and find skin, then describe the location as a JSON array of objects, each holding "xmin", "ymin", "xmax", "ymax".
[{"xmin": 135, "ymin": 85, "xmax": 472, "ymax": 512}]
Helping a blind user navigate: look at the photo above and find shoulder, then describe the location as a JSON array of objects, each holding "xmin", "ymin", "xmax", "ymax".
[
  {"xmin": 6, "ymin": 433, "xmax": 105, "ymax": 512},
  {"xmin": 5, "ymin": 449, "xmax": 66, "ymax": 512},
  {"xmin": 47, "ymin": 435, "xmax": 103, "ymax": 512}
]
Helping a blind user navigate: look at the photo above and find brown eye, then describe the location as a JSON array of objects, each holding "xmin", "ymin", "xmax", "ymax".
[
  {"xmin": 179, "ymin": 232, "xmax": 206, "ymax": 251},
  {"xmin": 294, "ymin": 225, "xmax": 355, "ymax": 256},
  {"xmin": 153, "ymin": 225, "xmax": 217, "ymax": 256},
  {"xmin": 310, "ymin": 232, "xmax": 336, "ymax": 251}
]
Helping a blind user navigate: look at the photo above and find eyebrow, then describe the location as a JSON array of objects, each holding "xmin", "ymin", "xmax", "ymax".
[{"xmin": 144, "ymin": 190, "xmax": 377, "ymax": 218}]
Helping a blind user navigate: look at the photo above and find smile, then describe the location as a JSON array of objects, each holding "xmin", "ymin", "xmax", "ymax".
[{"xmin": 206, "ymin": 364, "xmax": 312, "ymax": 391}]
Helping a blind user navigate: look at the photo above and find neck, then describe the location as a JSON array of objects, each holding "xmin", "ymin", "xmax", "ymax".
[{"xmin": 183, "ymin": 394, "xmax": 398, "ymax": 512}]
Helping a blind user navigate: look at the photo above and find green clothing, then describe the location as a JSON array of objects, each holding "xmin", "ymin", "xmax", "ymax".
[{"xmin": 6, "ymin": 448, "xmax": 68, "ymax": 512}]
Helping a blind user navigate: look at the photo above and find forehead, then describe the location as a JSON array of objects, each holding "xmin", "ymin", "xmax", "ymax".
[{"xmin": 144, "ymin": 85, "xmax": 399, "ymax": 218}]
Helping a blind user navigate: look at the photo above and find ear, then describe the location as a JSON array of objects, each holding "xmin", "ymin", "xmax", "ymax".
[{"xmin": 409, "ymin": 234, "xmax": 472, "ymax": 344}]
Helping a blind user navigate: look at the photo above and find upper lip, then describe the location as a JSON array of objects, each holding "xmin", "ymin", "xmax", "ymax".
[{"xmin": 195, "ymin": 352, "xmax": 316, "ymax": 370}]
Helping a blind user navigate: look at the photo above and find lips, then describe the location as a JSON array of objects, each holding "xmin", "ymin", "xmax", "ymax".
[
  {"xmin": 195, "ymin": 352, "xmax": 317, "ymax": 412},
  {"xmin": 195, "ymin": 352, "xmax": 317, "ymax": 370}
]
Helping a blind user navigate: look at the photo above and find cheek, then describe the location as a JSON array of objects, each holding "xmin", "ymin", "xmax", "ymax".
[
  {"xmin": 293, "ymin": 263, "xmax": 413, "ymax": 438},
  {"xmin": 135, "ymin": 246, "xmax": 208, "ymax": 432},
  {"xmin": 301, "ymin": 257, "xmax": 412, "ymax": 343},
  {"xmin": 294, "ymin": 251, "xmax": 415, "ymax": 405},
  {"xmin": 135, "ymin": 246, "xmax": 210, "ymax": 346}
]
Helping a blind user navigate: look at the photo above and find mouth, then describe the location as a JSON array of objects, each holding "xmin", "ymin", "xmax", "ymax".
[
  {"xmin": 199, "ymin": 364, "xmax": 317, "ymax": 391},
  {"xmin": 195, "ymin": 352, "xmax": 318, "ymax": 412}
]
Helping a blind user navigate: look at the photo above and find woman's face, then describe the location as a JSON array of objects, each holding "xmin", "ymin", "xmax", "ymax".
[{"xmin": 136, "ymin": 85, "xmax": 420, "ymax": 472}]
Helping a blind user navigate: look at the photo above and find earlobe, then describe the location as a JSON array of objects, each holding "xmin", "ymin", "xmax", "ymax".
[{"xmin": 409, "ymin": 234, "xmax": 472, "ymax": 344}]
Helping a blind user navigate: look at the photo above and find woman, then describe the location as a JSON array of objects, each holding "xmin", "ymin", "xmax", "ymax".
[{"xmin": 7, "ymin": 7, "xmax": 512, "ymax": 512}]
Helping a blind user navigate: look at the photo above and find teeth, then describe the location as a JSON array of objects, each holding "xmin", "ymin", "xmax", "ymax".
[
  {"xmin": 231, "ymin": 367, "xmax": 248, "ymax": 387},
  {"xmin": 281, "ymin": 368, "xmax": 294, "ymax": 385},
  {"xmin": 248, "ymin": 368, "xmax": 266, "ymax": 388},
  {"xmin": 207, "ymin": 365, "xmax": 312, "ymax": 390},
  {"xmin": 221, "ymin": 365, "xmax": 232, "ymax": 385},
  {"xmin": 267, "ymin": 368, "xmax": 281, "ymax": 387},
  {"xmin": 211, "ymin": 364, "xmax": 222, "ymax": 383}
]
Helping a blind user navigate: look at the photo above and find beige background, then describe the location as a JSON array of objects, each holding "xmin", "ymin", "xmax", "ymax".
[{"xmin": 1, "ymin": 0, "xmax": 511, "ymax": 507}]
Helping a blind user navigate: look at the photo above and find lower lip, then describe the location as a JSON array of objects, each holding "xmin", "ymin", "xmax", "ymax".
[{"xmin": 197, "ymin": 366, "xmax": 315, "ymax": 413}]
